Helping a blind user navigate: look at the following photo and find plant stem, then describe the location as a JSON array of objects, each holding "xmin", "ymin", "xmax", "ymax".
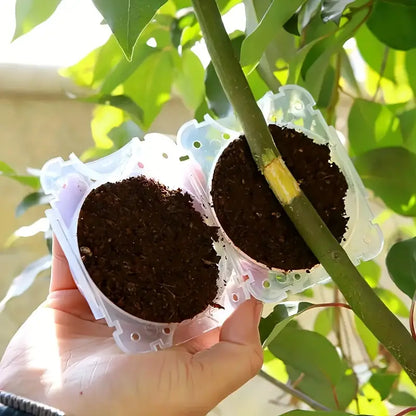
[
  {"xmin": 259, "ymin": 370, "xmax": 331, "ymax": 411},
  {"xmin": 192, "ymin": 0, "xmax": 416, "ymax": 385}
]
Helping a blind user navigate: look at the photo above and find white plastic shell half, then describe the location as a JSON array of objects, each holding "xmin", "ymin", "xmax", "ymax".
[
  {"xmin": 178, "ymin": 85, "xmax": 384, "ymax": 303},
  {"xmin": 40, "ymin": 133, "xmax": 250, "ymax": 354}
]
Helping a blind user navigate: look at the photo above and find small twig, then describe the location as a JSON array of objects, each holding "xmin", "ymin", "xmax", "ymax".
[
  {"xmin": 259, "ymin": 370, "xmax": 331, "ymax": 412},
  {"xmin": 395, "ymin": 407, "xmax": 416, "ymax": 416}
]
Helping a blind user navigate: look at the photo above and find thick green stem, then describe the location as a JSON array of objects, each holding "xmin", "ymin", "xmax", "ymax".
[{"xmin": 192, "ymin": 0, "xmax": 416, "ymax": 384}]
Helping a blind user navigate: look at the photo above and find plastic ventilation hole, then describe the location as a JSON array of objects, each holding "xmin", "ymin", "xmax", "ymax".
[{"xmin": 131, "ymin": 332, "xmax": 141, "ymax": 342}]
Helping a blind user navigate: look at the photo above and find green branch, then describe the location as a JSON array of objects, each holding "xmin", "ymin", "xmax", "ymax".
[{"xmin": 191, "ymin": 0, "xmax": 416, "ymax": 384}]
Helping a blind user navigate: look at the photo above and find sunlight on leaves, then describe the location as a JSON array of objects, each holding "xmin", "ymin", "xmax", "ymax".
[
  {"xmin": 357, "ymin": 260, "xmax": 381, "ymax": 288},
  {"xmin": 374, "ymin": 288, "xmax": 409, "ymax": 317},
  {"xmin": 13, "ymin": 0, "xmax": 61, "ymax": 40},
  {"xmin": 173, "ymin": 49, "xmax": 205, "ymax": 111},
  {"xmin": 354, "ymin": 316, "xmax": 379, "ymax": 360},
  {"xmin": 240, "ymin": 0, "xmax": 307, "ymax": 74},
  {"xmin": 349, "ymin": 382, "xmax": 388, "ymax": 415},
  {"xmin": 92, "ymin": 0, "xmax": 167, "ymax": 60},
  {"xmin": 262, "ymin": 349, "xmax": 289, "ymax": 383}
]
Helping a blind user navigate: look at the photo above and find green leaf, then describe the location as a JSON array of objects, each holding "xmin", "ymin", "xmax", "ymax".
[
  {"xmin": 259, "ymin": 302, "xmax": 313, "ymax": 347},
  {"xmin": 348, "ymin": 99, "xmax": 403, "ymax": 156},
  {"xmin": 205, "ymin": 62, "xmax": 230, "ymax": 117},
  {"xmin": 355, "ymin": 24, "xmax": 396, "ymax": 83},
  {"xmin": 370, "ymin": 372, "xmax": 399, "ymax": 400},
  {"xmin": 313, "ymin": 308, "xmax": 334, "ymax": 336},
  {"xmin": 287, "ymin": 363, "xmax": 357, "ymax": 410},
  {"xmin": 374, "ymin": 287, "xmax": 409, "ymax": 317},
  {"xmin": 354, "ymin": 147, "xmax": 416, "ymax": 216},
  {"xmin": 100, "ymin": 43, "xmax": 155, "ymax": 94},
  {"xmin": 263, "ymin": 349, "xmax": 289, "ymax": 382},
  {"xmin": 13, "ymin": 0, "xmax": 61, "ymax": 40},
  {"xmin": 123, "ymin": 51, "xmax": 173, "ymax": 129},
  {"xmin": 216, "ymin": 0, "xmax": 242, "ymax": 14},
  {"xmin": 281, "ymin": 412, "xmax": 354, "ymax": 416},
  {"xmin": 0, "ymin": 161, "xmax": 15, "ymax": 175},
  {"xmin": 108, "ymin": 120, "xmax": 144, "ymax": 149},
  {"xmin": 357, "ymin": 260, "xmax": 381, "ymax": 288},
  {"xmin": 268, "ymin": 327, "xmax": 343, "ymax": 384},
  {"xmin": 92, "ymin": 0, "xmax": 167, "ymax": 60},
  {"xmin": 322, "ymin": 0, "xmax": 354, "ymax": 24},
  {"xmin": 386, "ymin": 237, "xmax": 416, "ymax": 299},
  {"xmin": 389, "ymin": 390, "xmax": 416, "ymax": 406},
  {"xmin": 302, "ymin": 8, "xmax": 367, "ymax": 98},
  {"xmin": 0, "ymin": 162, "xmax": 40, "ymax": 189},
  {"xmin": 240, "ymin": 0, "xmax": 307, "ymax": 73},
  {"xmin": 173, "ymin": 49, "xmax": 205, "ymax": 110},
  {"xmin": 398, "ymin": 109, "xmax": 416, "ymax": 154},
  {"xmin": 273, "ymin": 328, "xmax": 357, "ymax": 410},
  {"xmin": 16, "ymin": 192, "xmax": 50, "ymax": 217},
  {"xmin": 354, "ymin": 316, "xmax": 379, "ymax": 360},
  {"xmin": 367, "ymin": 0, "xmax": 416, "ymax": 51},
  {"xmin": 82, "ymin": 94, "xmax": 144, "ymax": 124},
  {"xmin": 298, "ymin": 0, "xmax": 322, "ymax": 33}
]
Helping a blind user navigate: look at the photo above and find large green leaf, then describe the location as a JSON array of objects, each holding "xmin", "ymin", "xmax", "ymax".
[
  {"xmin": 354, "ymin": 147, "xmax": 416, "ymax": 216},
  {"xmin": 286, "ymin": 361, "xmax": 357, "ymax": 410},
  {"xmin": 348, "ymin": 99, "xmax": 403, "ymax": 156},
  {"xmin": 270, "ymin": 327, "xmax": 357, "ymax": 409},
  {"xmin": 386, "ymin": 237, "xmax": 416, "ymax": 299},
  {"xmin": 367, "ymin": 0, "xmax": 416, "ymax": 51},
  {"xmin": 268, "ymin": 327, "xmax": 343, "ymax": 384},
  {"xmin": 370, "ymin": 372, "xmax": 399, "ymax": 401},
  {"xmin": 92, "ymin": 0, "xmax": 167, "ymax": 60},
  {"xmin": 259, "ymin": 302, "xmax": 313, "ymax": 346},
  {"xmin": 13, "ymin": 0, "xmax": 61, "ymax": 40},
  {"xmin": 123, "ymin": 51, "xmax": 173, "ymax": 129},
  {"xmin": 240, "ymin": 0, "xmax": 307, "ymax": 73},
  {"xmin": 173, "ymin": 49, "xmax": 205, "ymax": 111}
]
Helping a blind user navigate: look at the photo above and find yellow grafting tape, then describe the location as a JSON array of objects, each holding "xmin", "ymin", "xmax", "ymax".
[{"xmin": 264, "ymin": 156, "xmax": 301, "ymax": 205}]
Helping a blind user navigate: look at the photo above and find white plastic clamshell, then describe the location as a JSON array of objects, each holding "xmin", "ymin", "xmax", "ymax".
[
  {"xmin": 41, "ymin": 133, "xmax": 250, "ymax": 353},
  {"xmin": 178, "ymin": 85, "xmax": 384, "ymax": 303}
]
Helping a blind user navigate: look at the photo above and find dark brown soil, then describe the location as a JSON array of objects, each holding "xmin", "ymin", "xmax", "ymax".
[
  {"xmin": 77, "ymin": 176, "xmax": 220, "ymax": 323},
  {"xmin": 211, "ymin": 124, "xmax": 349, "ymax": 271}
]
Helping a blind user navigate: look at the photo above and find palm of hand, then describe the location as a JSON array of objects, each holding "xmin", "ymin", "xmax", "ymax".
[{"xmin": 0, "ymin": 241, "xmax": 262, "ymax": 416}]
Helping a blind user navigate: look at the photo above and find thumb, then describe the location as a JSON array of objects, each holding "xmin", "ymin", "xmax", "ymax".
[{"xmin": 191, "ymin": 298, "xmax": 263, "ymax": 407}]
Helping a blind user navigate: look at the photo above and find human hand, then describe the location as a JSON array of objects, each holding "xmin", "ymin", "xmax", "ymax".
[{"xmin": 0, "ymin": 238, "xmax": 263, "ymax": 416}]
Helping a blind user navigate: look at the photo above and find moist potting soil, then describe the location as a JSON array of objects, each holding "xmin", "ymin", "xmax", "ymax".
[
  {"xmin": 211, "ymin": 124, "xmax": 349, "ymax": 271},
  {"xmin": 77, "ymin": 175, "xmax": 220, "ymax": 323}
]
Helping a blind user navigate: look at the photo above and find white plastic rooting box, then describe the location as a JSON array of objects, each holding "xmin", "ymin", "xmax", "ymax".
[
  {"xmin": 178, "ymin": 84, "xmax": 384, "ymax": 303},
  {"xmin": 41, "ymin": 133, "xmax": 250, "ymax": 354}
]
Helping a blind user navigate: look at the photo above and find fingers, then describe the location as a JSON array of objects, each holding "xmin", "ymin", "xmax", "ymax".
[
  {"xmin": 191, "ymin": 298, "xmax": 263, "ymax": 407},
  {"xmin": 50, "ymin": 235, "xmax": 77, "ymax": 292}
]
